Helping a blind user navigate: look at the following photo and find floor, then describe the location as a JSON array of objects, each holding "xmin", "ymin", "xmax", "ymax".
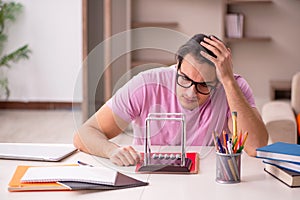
[
  {"xmin": 0, "ymin": 109, "xmax": 82, "ymax": 143},
  {"xmin": 0, "ymin": 109, "xmax": 133, "ymax": 144}
]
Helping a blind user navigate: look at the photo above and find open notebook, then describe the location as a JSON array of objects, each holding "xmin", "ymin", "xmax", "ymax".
[{"xmin": 0, "ymin": 143, "xmax": 77, "ymax": 162}]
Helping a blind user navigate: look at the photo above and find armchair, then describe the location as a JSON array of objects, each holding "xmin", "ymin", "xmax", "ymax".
[{"xmin": 262, "ymin": 72, "xmax": 300, "ymax": 144}]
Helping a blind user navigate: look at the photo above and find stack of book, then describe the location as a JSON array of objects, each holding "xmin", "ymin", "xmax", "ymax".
[{"xmin": 256, "ymin": 142, "xmax": 300, "ymax": 187}]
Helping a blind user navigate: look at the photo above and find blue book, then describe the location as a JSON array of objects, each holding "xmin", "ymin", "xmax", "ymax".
[
  {"xmin": 256, "ymin": 142, "xmax": 300, "ymax": 164},
  {"xmin": 263, "ymin": 159, "xmax": 300, "ymax": 173}
]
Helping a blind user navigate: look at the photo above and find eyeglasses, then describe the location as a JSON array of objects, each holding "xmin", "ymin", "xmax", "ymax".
[{"xmin": 176, "ymin": 70, "xmax": 218, "ymax": 95}]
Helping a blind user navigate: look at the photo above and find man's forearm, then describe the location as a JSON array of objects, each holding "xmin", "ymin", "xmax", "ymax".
[
  {"xmin": 73, "ymin": 127, "xmax": 119, "ymax": 158},
  {"xmin": 73, "ymin": 126, "xmax": 141, "ymax": 166},
  {"xmin": 223, "ymin": 78, "xmax": 268, "ymax": 156}
]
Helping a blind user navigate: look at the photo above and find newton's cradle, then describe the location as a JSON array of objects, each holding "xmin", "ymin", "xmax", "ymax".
[{"xmin": 136, "ymin": 113, "xmax": 193, "ymax": 173}]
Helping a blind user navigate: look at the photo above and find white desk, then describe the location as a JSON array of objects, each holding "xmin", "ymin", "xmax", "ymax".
[{"xmin": 1, "ymin": 146, "xmax": 300, "ymax": 200}]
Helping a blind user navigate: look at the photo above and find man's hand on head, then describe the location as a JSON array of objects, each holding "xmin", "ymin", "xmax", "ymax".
[{"xmin": 200, "ymin": 36, "xmax": 234, "ymax": 84}]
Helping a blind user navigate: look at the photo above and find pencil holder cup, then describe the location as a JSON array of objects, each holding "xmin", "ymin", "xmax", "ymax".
[{"xmin": 215, "ymin": 152, "xmax": 241, "ymax": 184}]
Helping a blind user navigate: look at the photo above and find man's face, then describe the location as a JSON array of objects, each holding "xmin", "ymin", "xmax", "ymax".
[{"xmin": 176, "ymin": 54, "xmax": 217, "ymax": 110}]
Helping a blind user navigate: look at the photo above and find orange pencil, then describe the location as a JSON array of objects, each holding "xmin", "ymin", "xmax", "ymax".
[
  {"xmin": 241, "ymin": 131, "xmax": 248, "ymax": 147},
  {"xmin": 223, "ymin": 130, "xmax": 227, "ymax": 149},
  {"xmin": 237, "ymin": 131, "xmax": 248, "ymax": 153}
]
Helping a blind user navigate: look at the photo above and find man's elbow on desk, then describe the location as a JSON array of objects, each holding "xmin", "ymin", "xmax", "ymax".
[
  {"xmin": 244, "ymin": 138, "xmax": 268, "ymax": 157},
  {"xmin": 244, "ymin": 147, "xmax": 257, "ymax": 157},
  {"xmin": 73, "ymin": 133, "xmax": 87, "ymax": 152}
]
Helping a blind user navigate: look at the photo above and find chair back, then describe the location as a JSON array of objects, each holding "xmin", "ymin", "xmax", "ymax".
[{"xmin": 291, "ymin": 72, "xmax": 300, "ymax": 114}]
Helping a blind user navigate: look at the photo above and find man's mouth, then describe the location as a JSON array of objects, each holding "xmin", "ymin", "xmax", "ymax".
[{"xmin": 182, "ymin": 95, "xmax": 197, "ymax": 103}]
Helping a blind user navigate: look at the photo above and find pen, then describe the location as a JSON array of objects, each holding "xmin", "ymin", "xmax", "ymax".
[
  {"xmin": 225, "ymin": 132, "xmax": 229, "ymax": 146},
  {"xmin": 77, "ymin": 160, "xmax": 94, "ymax": 167},
  {"xmin": 227, "ymin": 139, "xmax": 233, "ymax": 154},
  {"xmin": 216, "ymin": 136, "xmax": 225, "ymax": 154}
]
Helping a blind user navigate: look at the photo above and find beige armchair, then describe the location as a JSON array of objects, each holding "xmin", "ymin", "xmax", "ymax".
[{"xmin": 262, "ymin": 72, "xmax": 300, "ymax": 144}]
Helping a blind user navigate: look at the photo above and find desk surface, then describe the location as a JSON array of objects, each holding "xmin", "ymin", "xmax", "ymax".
[{"xmin": 1, "ymin": 146, "xmax": 300, "ymax": 200}]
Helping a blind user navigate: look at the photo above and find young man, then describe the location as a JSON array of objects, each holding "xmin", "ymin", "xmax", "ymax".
[{"xmin": 73, "ymin": 34, "xmax": 268, "ymax": 166}]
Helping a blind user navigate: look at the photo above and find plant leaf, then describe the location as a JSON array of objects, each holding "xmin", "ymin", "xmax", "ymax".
[
  {"xmin": 0, "ymin": 76, "xmax": 9, "ymax": 98},
  {"xmin": 0, "ymin": 2, "xmax": 23, "ymax": 34},
  {"xmin": 0, "ymin": 44, "xmax": 31, "ymax": 68}
]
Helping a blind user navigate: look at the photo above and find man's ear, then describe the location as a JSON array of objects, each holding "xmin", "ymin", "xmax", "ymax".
[
  {"xmin": 176, "ymin": 58, "xmax": 182, "ymax": 70},
  {"xmin": 176, "ymin": 62, "xmax": 180, "ymax": 70}
]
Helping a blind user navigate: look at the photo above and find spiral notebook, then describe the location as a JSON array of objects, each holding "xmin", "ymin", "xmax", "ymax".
[
  {"xmin": 8, "ymin": 165, "xmax": 148, "ymax": 191},
  {"xmin": 21, "ymin": 166, "xmax": 118, "ymax": 185}
]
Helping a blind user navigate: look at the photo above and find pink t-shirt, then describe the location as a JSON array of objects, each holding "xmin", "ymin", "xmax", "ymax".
[{"xmin": 106, "ymin": 65, "xmax": 255, "ymax": 146}]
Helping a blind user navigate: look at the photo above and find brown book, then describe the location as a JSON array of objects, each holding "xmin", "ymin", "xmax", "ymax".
[{"xmin": 264, "ymin": 163, "xmax": 300, "ymax": 187}]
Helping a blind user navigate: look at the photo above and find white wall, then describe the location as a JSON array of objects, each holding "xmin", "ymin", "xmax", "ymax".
[
  {"xmin": 132, "ymin": 0, "xmax": 300, "ymax": 111},
  {"xmin": 2, "ymin": 0, "xmax": 82, "ymax": 102},
  {"xmin": 3, "ymin": 0, "xmax": 300, "ymax": 109},
  {"xmin": 132, "ymin": 0, "xmax": 222, "ymax": 36},
  {"xmin": 229, "ymin": 0, "xmax": 300, "ymax": 110},
  {"xmin": 131, "ymin": 0, "xmax": 223, "ymax": 62}
]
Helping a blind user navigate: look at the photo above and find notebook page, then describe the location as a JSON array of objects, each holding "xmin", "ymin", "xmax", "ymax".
[{"xmin": 21, "ymin": 166, "xmax": 118, "ymax": 185}]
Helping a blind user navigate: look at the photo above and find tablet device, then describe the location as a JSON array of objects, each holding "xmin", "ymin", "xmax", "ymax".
[{"xmin": 0, "ymin": 143, "xmax": 77, "ymax": 162}]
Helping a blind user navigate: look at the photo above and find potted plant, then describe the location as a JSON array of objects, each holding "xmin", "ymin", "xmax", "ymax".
[{"xmin": 0, "ymin": 0, "xmax": 31, "ymax": 98}]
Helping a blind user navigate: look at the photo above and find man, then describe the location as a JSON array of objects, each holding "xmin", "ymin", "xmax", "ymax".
[{"xmin": 73, "ymin": 34, "xmax": 268, "ymax": 166}]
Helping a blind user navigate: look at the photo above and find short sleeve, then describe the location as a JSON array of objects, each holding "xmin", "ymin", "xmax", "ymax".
[
  {"xmin": 106, "ymin": 73, "xmax": 147, "ymax": 123},
  {"xmin": 236, "ymin": 75, "xmax": 256, "ymax": 108}
]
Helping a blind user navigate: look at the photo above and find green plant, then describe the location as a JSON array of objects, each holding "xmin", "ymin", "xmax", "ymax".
[{"xmin": 0, "ymin": 0, "xmax": 31, "ymax": 98}]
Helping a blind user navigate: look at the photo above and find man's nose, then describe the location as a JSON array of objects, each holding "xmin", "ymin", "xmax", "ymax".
[{"xmin": 186, "ymin": 84, "xmax": 197, "ymax": 97}]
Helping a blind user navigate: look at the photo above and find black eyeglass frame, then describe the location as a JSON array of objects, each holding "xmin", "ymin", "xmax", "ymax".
[{"xmin": 176, "ymin": 70, "xmax": 218, "ymax": 95}]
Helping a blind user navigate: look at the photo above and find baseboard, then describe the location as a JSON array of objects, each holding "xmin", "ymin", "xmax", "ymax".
[{"xmin": 0, "ymin": 101, "xmax": 81, "ymax": 110}]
